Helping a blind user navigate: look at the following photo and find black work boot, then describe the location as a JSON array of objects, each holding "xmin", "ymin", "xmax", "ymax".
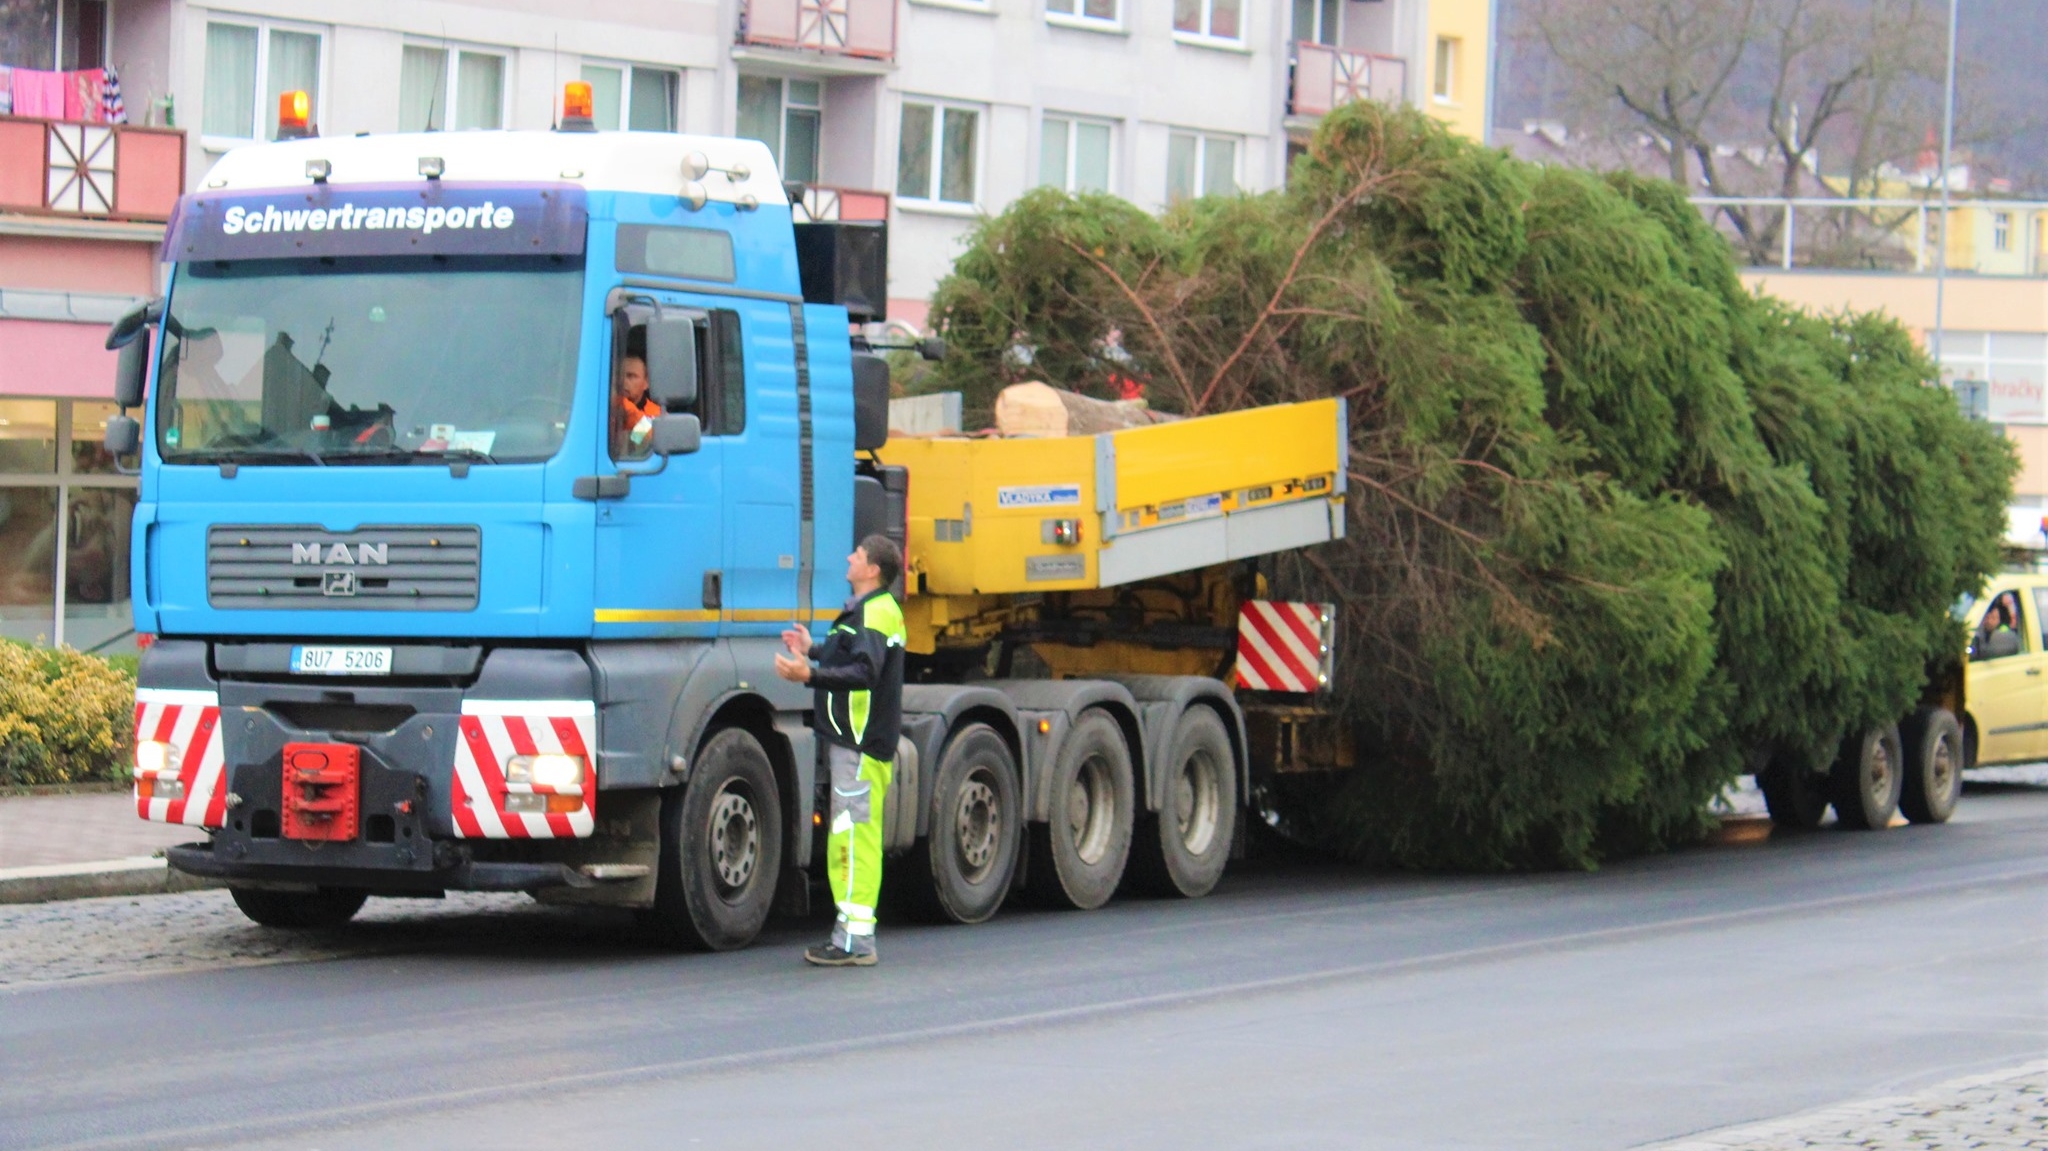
[{"xmin": 803, "ymin": 941, "xmax": 877, "ymax": 967}]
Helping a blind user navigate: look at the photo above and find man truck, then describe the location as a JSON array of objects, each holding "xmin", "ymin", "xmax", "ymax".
[{"xmin": 111, "ymin": 93, "xmax": 1351, "ymax": 947}]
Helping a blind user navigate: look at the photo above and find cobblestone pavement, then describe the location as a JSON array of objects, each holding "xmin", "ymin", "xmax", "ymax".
[
  {"xmin": 0, "ymin": 792, "xmax": 195, "ymax": 868},
  {"xmin": 0, "ymin": 888, "xmax": 628, "ymax": 988},
  {"xmin": 1647, "ymin": 1062, "xmax": 2048, "ymax": 1150}
]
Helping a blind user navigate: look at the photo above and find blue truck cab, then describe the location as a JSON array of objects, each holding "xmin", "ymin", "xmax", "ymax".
[{"xmin": 115, "ymin": 127, "xmax": 899, "ymax": 946}]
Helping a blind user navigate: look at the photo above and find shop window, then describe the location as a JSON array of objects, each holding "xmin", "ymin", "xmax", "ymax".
[
  {"xmin": 0, "ymin": 486, "xmax": 58, "ymax": 645},
  {"xmin": 0, "ymin": 401, "xmax": 58, "ymax": 474},
  {"xmin": 62, "ymin": 487, "xmax": 135, "ymax": 653}
]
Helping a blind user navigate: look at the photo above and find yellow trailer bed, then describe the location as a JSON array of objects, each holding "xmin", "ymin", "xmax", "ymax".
[{"xmin": 880, "ymin": 398, "xmax": 1346, "ymax": 651}]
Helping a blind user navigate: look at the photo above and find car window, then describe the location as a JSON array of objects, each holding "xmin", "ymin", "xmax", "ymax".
[
  {"xmin": 2031, "ymin": 588, "xmax": 2048, "ymax": 651},
  {"xmin": 1973, "ymin": 590, "xmax": 2027, "ymax": 661}
]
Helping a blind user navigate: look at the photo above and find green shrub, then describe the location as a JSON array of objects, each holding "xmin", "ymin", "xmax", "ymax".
[{"xmin": 0, "ymin": 641, "xmax": 136, "ymax": 787}]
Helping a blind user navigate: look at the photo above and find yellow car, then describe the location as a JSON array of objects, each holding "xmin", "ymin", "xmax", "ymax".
[{"xmin": 1963, "ymin": 571, "xmax": 2048, "ymax": 771}]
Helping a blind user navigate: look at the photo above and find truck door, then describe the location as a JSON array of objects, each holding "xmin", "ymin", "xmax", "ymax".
[
  {"xmin": 707, "ymin": 299, "xmax": 801, "ymax": 634},
  {"xmin": 591, "ymin": 297, "xmax": 723, "ymax": 629},
  {"xmin": 1967, "ymin": 588, "xmax": 2046, "ymax": 765}
]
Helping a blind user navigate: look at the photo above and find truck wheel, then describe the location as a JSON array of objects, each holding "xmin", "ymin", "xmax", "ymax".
[
  {"xmin": 1128, "ymin": 706, "xmax": 1237, "ymax": 899},
  {"xmin": 1027, "ymin": 711, "xmax": 1135, "ymax": 910},
  {"xmin": 649, "ymin": 727, "xmax": 784, "ymax": 951},
  {"xmin": 1758, "ymin": 753, "xmax": 1830, "ymax": 830},
  {"xmin": 228, "ymin": 886, "xmax": 367, "ymax": 929},
  {"xmin": 1899, "ymin": 707, "xmax": 1964, "ymax": 824},
  {"xmin": 1831, "ymin": 724, "xmax": 1904, "ymax": 831},
  {"xmin": 904, "ymin": 723, "xmax": 1020, "ymax": 925}
]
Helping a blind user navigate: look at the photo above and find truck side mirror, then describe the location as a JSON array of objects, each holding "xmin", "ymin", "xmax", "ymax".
[
  {"xmin": 651, "ymin": 413, "xmax": 701, "ymax": 456},
  {"xmin": 105, "ymin": 296, "xmax": 162, "ymax": 351},
  {"xmin": 112, "ymin": 330, "xmax": 152, "ymax": 409},
  {"xmin": 646, "ymin": 316, "xmax": 699, "ymax": 410},
  {"xmin": 852, "ymin": 352, "xmax": 890, "ymax": 451},
  {"xmin": 103, "ymin": 413, "xmax": 141, "ymax": 457}
]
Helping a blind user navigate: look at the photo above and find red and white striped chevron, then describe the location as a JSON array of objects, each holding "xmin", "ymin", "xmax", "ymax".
[
  {"xmin": 133, "ymin": 688, "xmax": 228, "ymax": 828},
  {"xmin": 451, "ymin": 700, "xmax": 597, "ymax": 839},
  {"xmin": 1235, "ymin": 601, "xmax": 1335, "ymax": 693}
]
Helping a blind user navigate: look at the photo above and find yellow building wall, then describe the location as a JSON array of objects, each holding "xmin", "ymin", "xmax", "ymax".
[
  {"xmin": 1743, "ymin": 269, "xmax": 2048, "ymax": 496},
  {"xmin": 1425, "ymin": 0, "xmax": 1491, "ymax": 142}
]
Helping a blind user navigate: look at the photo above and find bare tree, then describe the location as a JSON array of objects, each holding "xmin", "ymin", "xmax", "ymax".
[{"xmin": 1531, "ymin": 0, "xmax": 1950, "ymax": 267}]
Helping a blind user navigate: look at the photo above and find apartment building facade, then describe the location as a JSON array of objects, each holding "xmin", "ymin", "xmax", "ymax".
[{"xmin": 0, "ymin": 0, "xmax": 1487, "ymax": 649}]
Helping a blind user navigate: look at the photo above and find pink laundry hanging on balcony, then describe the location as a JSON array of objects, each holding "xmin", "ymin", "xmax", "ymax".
[
  {"xmin": 9, "ymin": 69, "xmax": 69, "ymax": 118},
  {"xmin": 65, "ymin": 69, "xmax": 106, "ymax": 122}
]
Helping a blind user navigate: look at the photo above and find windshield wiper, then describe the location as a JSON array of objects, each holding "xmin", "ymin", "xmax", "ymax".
[
  {"xmin": 205, "ymin": 447, "xmax": 327, "ymax": 467},
  {"xmin": 436, "ymin": 447, "xmax": 499, "ymax": 465}
]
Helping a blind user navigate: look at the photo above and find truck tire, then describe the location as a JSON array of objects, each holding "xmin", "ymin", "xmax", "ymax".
[
  {"xmin": 649, "ymin": 727, "xmax": 784, "ymax": 951},
  {"xmin": 1758, "ymin": 753, "xmax": 1830, "ymax": 830},
  {"xmin": 228, "ymin": 886, "xmax": 367, "ymax": 929},
  {"xmin": 1026, "ymin": 710, "xmax": 1135, "ymax": 910},
  {"xmin": 902, "ymin": 723, "xmax": 1020, "ymax": 925},
  {"xmin": 1127, "ymin": 706, "xmax": 1237, "ymax": 899},
  {"xmin": 1831, "ymin": 723, "xmax": 1904, "ymax": 831},
  {"xmin": 1899, "ymin": 707, "xmax": 1964, "ymax": 824}
]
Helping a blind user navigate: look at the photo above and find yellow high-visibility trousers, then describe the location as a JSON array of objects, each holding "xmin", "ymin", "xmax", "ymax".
[{"xmin": 826, "ymin": 743, "xmax": 890, "ymax": 955}]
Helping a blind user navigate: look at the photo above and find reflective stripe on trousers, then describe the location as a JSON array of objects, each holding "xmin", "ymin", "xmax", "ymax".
[{"xmin": 827, "ymin": 742, "xmax": 891, "ymax": 955}]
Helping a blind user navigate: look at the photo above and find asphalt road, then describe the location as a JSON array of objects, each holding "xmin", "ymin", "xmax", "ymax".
[{"xmin": 4, "ymin": 783, "xmax": 2046, "ymax": 1151}]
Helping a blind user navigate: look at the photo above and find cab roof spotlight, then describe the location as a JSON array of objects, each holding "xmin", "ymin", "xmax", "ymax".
[
  {"xmin": 304, "ymin": 158, "xmax": 331, "ymax": 184},
  {"xmin": 418, "ymin": 155, "xmax": 445, "ymax": 180}
]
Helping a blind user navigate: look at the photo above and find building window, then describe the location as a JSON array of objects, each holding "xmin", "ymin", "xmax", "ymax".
[
  {"xmin": 1291, "ymin": 0, "xmax": 1339, "ymax": 46},
  {"xmin": 1166, "ymin": 131, "xmax": 1236, "ymax": 203},
  {"xmin": 737, "ymin": 76, "xmax": 823, "ymax": 184},
  {"xmin": 1041, "ymin": 116, "xmax": 1113, "ymax": 193},
  {"xmin": 1434, "ymin": 36, "xmax": 1460, "ymax": 102},
  {"xmin": 0, "ymin": 398, "xmax": 138, "ymax": 652},
  {"xmin": 582, "ymin": 63, "xmax": 680, "ymax": 132},
  {"xmin": 1174, "ymin": 0, "xmax": 1242, "ymax": 40},
  {"xmin": 399, "ymin": 44, "xmax": 506, "ymax": 132},
  {"xmin": 1994, "ymin": 212, "xmax": 2012, "ymax": 253},
  {"xmin": 898, "ymin": 100, "xmax": 979, "ymax": 206},
  {"xmin": 201, "ymin": 20, "xmax": 322, "ymax": 143},
  {"xmin": 1046, "ymin": 0, "xmax": 1120, "ymax": 28}
]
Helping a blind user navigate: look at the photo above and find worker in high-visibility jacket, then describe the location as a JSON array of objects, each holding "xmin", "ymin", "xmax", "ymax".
[{"xmin": 776, "ymin": 534, "xmax": 906, "ymax": 967}]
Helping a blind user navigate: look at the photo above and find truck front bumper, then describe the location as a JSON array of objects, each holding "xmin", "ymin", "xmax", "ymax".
[{"xmin": 165, "ymin": 841, "xmax": 595, "ymax": 894}]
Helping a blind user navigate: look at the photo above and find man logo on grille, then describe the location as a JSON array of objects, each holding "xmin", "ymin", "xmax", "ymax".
[{"xmin": 322, "ymin": 571, "xmax": 358, "ymax": 597}]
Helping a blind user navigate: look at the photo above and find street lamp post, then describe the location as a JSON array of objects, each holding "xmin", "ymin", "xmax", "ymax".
[{"xmin": 1932, "ymin": 0, "xmax": 1959, "ymax": 372}]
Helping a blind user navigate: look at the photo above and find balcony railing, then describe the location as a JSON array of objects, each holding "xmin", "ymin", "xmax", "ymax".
[
  {"xmin": 1289, "ymin": 42, "xmax": 1405, "ymax": 119},
  {"xmin": 740, "ymin": 0, "xmax": 896, "ymax": 62},
  {"xmin": 0, "ymin": 117, "xmax": 185, "ymax": 222},
  {"xmin": 792, "ymin": 184, "xmax": 890, "ymax": 223},
  {"xmin": 1691, "ymin": 196, "xmax": 2048, "ymax": 275}
]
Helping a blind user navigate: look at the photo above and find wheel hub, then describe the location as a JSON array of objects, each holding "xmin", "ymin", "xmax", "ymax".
[
  {"xmin": 1176, "ymin": 750, "xmax": 1220, "ymax": 855},
  {"xmin": 708, "ymin": 785, "xmax": 759, "ymax": 893},
  {"xmin": 1070, "ymin": 756, "xmax": 1114, "ymax": 865},
  {"xmin": 955, "ymin": 773, "xmax": 999, "ymax": 877}
]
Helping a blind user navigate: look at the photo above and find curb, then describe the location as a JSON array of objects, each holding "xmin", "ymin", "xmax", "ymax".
[{"xmin": 0, "ymin": 856, "xmax": 222, "ymax": 905}]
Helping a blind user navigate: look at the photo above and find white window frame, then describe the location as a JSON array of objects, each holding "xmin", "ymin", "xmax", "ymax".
[
  {"xmin": 580, "ymin": 60, "xmax": 681, "ymax": 132},
  {"xmin": 1045, "ymin": 0, "xmax": 1123, "ymax": 33},
  {"xmin": 1166, "ymin": 130, "xmax": 1238, "ymax": 203},
  {"xmin": 1434, "ymin": 36, "xmax": 1460, "ymax": 104},
  {"xmin": 896, "ymin": 97, "xmax": 983, "ymax": 212},
  {"xmin": 1040, "ymin": 114, "xmax": 1116, "ymax": 194},
  {"xmin": 1173, "ymin": 0, "xmax": 1244, "ymax": 44},
  {"xmin": 400, "ymin": 42, "xmax": 511, "ymax": 133},
  {"xmin": 737, "ymin": 75, "xmax": 825, "ymax": 184},
  {"xmin": 198, "ymin": 17, "xmax": 328, "ymax": 151},
  {"xmin": 1993, "ymin": 211, "xmax": 2012, "ymax": 253}
]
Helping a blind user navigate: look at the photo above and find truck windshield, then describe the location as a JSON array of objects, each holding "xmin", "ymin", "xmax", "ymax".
[{"xmin": 154, "ymin": 256, "xmax": 583, "ymax": 465}]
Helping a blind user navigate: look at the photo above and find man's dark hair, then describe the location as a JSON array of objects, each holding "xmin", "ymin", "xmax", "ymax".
[{"xmin": 858, "ymin": 533, "xmax": 902, "ymax": 590}]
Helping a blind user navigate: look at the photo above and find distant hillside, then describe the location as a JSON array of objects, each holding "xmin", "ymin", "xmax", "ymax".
[{"xmin": 1494, "ymin": 0, "xmax": 2048, "ymax": 195}]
